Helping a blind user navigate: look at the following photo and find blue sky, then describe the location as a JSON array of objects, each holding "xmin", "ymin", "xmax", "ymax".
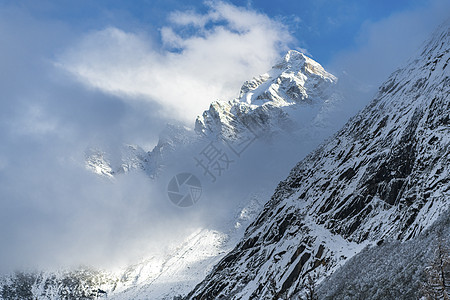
[
  {"xmin": 0, "ymin": 0, "xmax": 448, "ymax": 271},
  {"xmin": 5, "ymin": 0, "xmax": 442, "ymax": 64},
  {"xmin": 3, "ymin": 0, "xmax": 447, "ymax": 104}
]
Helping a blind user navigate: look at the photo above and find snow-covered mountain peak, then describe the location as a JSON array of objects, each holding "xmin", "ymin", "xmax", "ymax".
[
  {"xmin": 196, "ymin": 50, "xmax": 341, "ymax": 140},
  {"xmin": 237, "ymin": 50, "xmax": 337, "ymax": 106},
  {"xmin": 274, "ymin": 50, "xmax": 334, "ymax": 79},
  {"xmin": 85, "ymin": 49, "xmax": 342, "ymax": 178},
  {"xmin": 271, "ymin": 49, "xmax": 308, "ymax": 72}
]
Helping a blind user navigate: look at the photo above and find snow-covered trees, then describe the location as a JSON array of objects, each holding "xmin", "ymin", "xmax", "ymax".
[
  {"xmin": 422, "ymin": 238, "xmax": 450, "ymax": 300},
  {"xmin": 303, "ymin": 274, "xmax": 319, "ymax": 300}
]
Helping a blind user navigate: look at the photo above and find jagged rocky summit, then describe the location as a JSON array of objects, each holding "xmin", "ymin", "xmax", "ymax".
[
  {"xmin": 85, "ymin": 123, "xmax": 197, "ymax": 178},
  {"xmin": 195, "ymin": 50, "xmax": 339, "ymax": 141}
]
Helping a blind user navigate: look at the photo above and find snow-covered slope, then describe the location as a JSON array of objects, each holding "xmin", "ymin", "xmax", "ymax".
[
  {"xmin": 316, "ymin": 211, "xmax": 450, "ymax": 299},
  {"xmin": 187, "ymin": 21, "xmax": 450, "ymax": 299},
  {"xmin": 108, "ymin": 197, "xmax": 263, "ymax": 300}
]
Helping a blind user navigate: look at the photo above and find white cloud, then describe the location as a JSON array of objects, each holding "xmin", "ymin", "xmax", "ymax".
[
  {"xmin": 58, "ymin": 1, "xmax": 294, "ymax": 124},
  {"xmin": 168, "ymin": 10, "xmax": 212, "ymax": 28},
  {"xmin": 0, "ymin": 5, "xmax": 179, "ymax": 272},
  {"xmin": 13, "ymin": 104, "xmax": 59, "ymax": 136}
]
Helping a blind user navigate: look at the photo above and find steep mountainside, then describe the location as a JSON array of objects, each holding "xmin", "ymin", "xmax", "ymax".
[
  {"xmin": 187, "ymin": 21, "xmax": 450, "ymax": 299},
  {"xmin": 316, "ymin": 212, "xmax": 450, "ymax": 299}
]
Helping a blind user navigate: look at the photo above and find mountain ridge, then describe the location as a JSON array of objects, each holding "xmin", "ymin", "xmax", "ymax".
[{"xmin": 186, "ymin": 20, "xmax": 449, "ymax": 300}]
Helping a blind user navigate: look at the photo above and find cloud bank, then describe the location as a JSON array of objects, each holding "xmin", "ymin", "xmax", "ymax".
[
  {"xmin": 58, "ymin": 1, "xmax": 294, "ymax": 124},
  {"xmin": 0, "ymin": 1, "xmax": 296, "ymax": 274}
]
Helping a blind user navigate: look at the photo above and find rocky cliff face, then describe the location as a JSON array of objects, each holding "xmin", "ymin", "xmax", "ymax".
[{"xmin": 187, "ymin": 22, "xmax": 450, "ymax": 300}]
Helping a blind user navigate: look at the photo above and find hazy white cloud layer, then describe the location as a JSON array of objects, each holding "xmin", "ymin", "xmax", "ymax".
[
  {"xmin": 0, "ymin": 0, "xmax": 295, "ymax": 274},
  {"xmin": 59, "ymin": 1, "xmax": 294, "ymax": 123}
]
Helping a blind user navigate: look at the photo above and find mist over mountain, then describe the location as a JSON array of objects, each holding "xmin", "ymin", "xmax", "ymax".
[
  {"xmin": 0, "ymin": 2, "xmax": 449, "ymax": 299},
  {"xmin": 0, "ymin": 40, "xmax": 358, "ymax": 300}
]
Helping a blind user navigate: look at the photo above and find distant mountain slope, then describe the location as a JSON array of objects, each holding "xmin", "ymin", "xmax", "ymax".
[
  {"xmin": 85, "ymin": 124, "xmax": 197, "ymax": 178},
  {"xmin": 187, "ymin": 21, "xmax": 450, "ymax": 300},
  {"xmin": 0, "ymin": 197, "xmax": 262, "ymax": 300}
]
